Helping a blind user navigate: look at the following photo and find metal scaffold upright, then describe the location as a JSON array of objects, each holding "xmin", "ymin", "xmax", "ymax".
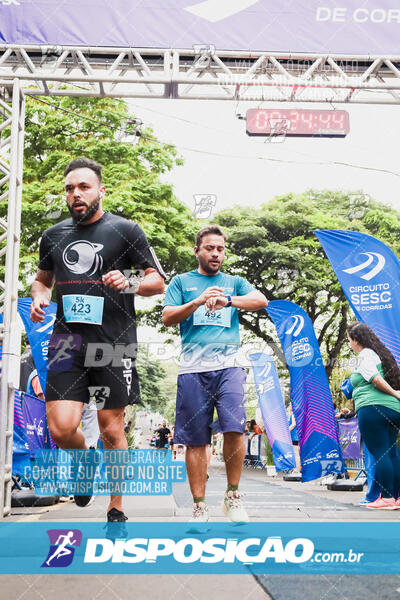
[{"xmin": 0, "ymin": 79, "xmax": 25, "ymax": 518}]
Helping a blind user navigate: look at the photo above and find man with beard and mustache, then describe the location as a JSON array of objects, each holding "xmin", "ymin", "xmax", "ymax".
[
  {"xmin": 162, "ymin": 226, "xmax": 268, "ymax": 524},
  {"xmin": 30, "ymin": 157, "xmax": 165, "ymax": 522}
]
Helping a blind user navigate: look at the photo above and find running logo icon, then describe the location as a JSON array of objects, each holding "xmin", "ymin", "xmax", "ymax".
[
  {"xmin": 343, "ymin": 252, "xmax": 385, "ymax": 281},
  {"xmin": 285, "ymin": 315, "xmax": 304, "ymax": 337},
  {"xmin": 62, "ymin": 240, "xmax": 103, "ymax": 275},
  {"xmin": 258, "ymin": 361, "xmax": 272, "ymax": 379},
  {"xmin": 42, "ymin": 529, "xmax": 82, "ymax": 568}
]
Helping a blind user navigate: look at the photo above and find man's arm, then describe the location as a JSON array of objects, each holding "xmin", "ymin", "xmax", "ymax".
[
  {"xmin": 206, "ymin": 290, "xmax": 268, "ymax": 313},
  {"xmin": 137, "ymin": 268, "xmax": 165, "ymax": 297},
  {"xmin": 30, "ymin": 269, "xmax": 55, "ymax": 322},
  {"xmin": 102, "ymin": 268, "xmax": 165, "ymax": 296},
  {"xmin": 162, "ymin": 286, "xmax": 223, "ymax": 327}
]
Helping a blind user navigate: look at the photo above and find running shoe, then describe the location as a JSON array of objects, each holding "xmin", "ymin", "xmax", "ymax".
[
  {"xmin": 359, "ymin": 498, "xmax": 375, "ymax": 505},
  {"xmin": 189, "ymin": 502, "xmax": 210, "ymax": 523},
  {"xmin": 222, "ymin": 490, "xmax": 249, "ymax": 523},
  {"xmin": 186, "ymin": 502, "xmax": 210, "ymax": 533},
  {"xmin": 365, "ymin": 496, "xmax": 399, "ymax": 510},
  {"xmin": 73, "ymin": 448, "xmax": 98, "ymax": 507},
  {"xmin": 105, "ymin": 509, "xmax": 128, "ymax": 540},
  {"xmin": 107, "ymin": 508, "xmax": 128, "ymax": 522},
  {"xmin": 74, "ymin": 494, "xmax": 94, "ymax": 507}
]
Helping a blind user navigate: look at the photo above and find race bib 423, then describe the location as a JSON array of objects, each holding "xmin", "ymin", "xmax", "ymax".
[{"xmin": 62, "ymin": 294, "xmax": 104, "ymax": 325}]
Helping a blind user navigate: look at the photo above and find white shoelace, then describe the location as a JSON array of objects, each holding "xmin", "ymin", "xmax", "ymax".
[
  {"xmin": 226, "ymin": 491, "xmax": 244, "ymax": 508},
  {"xmin": 193, "ymin": 504, "xmax": 207, "ymax": 517}
]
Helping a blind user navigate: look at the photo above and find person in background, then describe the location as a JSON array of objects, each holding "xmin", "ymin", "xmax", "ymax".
[
  {"xmin": 249, "ymin": 419, "xmax": 262, "ymax": 436},
  {"xmin": 26, "ymin": 369, "xmax": 45, "ymax": 402},
  {"xmin": 169, "ymin": 426, "xmax": 176, "ymax": 460},
  {"xmin": 347, "ymin": 321, "xmax": 400, "ymax": 510},
  {"xmin": 288, "ymin": 404, "xmax": 301, "ymax": 472},
  {"xmin": 155, "ymin": 420, "xmax": 171, "ymax": 449},
  {"xmin": 20, "ymin": 342, "xmax": 35, "ymax": 392},
  {"xmin": 124, "ymin": 420, "xmax": 132, "ymax": 435}
]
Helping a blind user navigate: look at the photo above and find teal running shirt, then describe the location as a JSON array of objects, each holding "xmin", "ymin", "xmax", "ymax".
[{"xmin": 163, "ymin": 270, "xmax": 254, "ymax": 373}]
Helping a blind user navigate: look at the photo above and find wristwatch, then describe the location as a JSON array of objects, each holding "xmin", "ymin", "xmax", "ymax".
[
  {"xmin": 225, "ymin": 295, "xmax": 232, "ymax": 308},
  {"xmin": 125, "ymin": 275, "xmax": 141, "ymax": 294}
]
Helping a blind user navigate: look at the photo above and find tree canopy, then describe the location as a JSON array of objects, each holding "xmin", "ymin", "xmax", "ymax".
[
  {"xmin": 215, "ymin": 190, "xmax": 400, "ymax": 376},
  {"xmin": 9, "ymin": 95, "xmax": 198, "ymax": 295}
]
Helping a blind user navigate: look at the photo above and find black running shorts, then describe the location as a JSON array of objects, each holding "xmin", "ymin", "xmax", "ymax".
[{"xmin": 45, "ymin": 343, "xmax": 141, "ymax": 409}]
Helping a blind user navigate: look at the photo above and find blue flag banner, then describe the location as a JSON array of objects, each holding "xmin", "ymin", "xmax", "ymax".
[
  {"xmin": 250, "ymin": 353, "xmax": 296, "ymax": 472},
  {"xmin": 314, "ymin": 229, "xmax": 400, "ymax": 364},
  {"xmin": 17, "ymin": 298, "xmax": 57, "ymax": 393},
  {"xmin": 12, "ymin": 390, "xmax": 31, "ymax": 477},
  {"xmin": 21, "ymin": 392, "xmax": 50, "ymax": 458},
  {"xmin": 266, "ymin": 300, "xmax": 344, "ymax": 481}
]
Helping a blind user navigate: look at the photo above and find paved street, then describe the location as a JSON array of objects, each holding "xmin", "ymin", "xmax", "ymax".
[{"xmin": 5, "ymin": 452, "xmax": 400, "ymax": 600}]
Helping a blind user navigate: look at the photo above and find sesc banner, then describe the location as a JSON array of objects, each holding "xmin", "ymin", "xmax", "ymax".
[
  {"xmin": 12, "ymin": 390, "xmax": 31, "ymax": 477},
  {"xmin": 267, "ymin": 300, "xmax": 344, "ymax": 481},
  {"xmin": 0, "ymin": 0, "xmax": 399, "ymax": 54},
  {"xmin": 314, "ymin": 229, "xmax": 400, "ymax": 364},
  {"xmin": 250, "ymin": 352, "xmax": 295, "ymax": 472}
]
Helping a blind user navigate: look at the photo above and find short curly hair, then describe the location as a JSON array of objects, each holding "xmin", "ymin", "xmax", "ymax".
[
  {"xmin": 64, "ymin": 157, "xmax": 103, "ymax": 183},
  {"xmin": 195, "ymin": 225, "xmax": 226, "ymax": 249}
]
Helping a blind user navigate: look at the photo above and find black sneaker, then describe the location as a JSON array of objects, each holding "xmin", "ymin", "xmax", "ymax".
[
  {"xmin": 73, "ymin": 448, "xmax": 98, "ymax": 507},
  {"xmin": 74, "ymin": 494, "xmax": 93, "ymax": 507},
  {"xmin": 107, "ymin": 508, "xmax": 128, "ymax": 522}
]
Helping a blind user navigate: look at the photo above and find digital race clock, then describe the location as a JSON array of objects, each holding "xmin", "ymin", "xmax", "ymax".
[{"xmin": 246, "ymin": 109, "xmax": 350, "ymax": 138}]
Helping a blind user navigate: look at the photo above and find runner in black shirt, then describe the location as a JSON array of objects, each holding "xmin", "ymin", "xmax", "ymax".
[
  {"xmin": 30, "ymin": 157, "xmax": 165, "ymax": 522},
  {"xmin": 156, "ymin": 420, "xmax": 171, "ymax": 449}
]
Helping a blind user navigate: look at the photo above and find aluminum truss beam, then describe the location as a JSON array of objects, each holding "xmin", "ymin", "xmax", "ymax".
[
  {"xmin": 0, "ymin": 46, "xmax": 399, "ymax": 103},
  {"xmin": 0, "ymin": 79, "xmax": 24, "ymax": 518}
]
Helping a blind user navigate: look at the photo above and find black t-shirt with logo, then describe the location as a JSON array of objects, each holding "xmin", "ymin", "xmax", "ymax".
[{"xmin": 39, "ymin": 212, "xmax": 161, "ymax": 345}]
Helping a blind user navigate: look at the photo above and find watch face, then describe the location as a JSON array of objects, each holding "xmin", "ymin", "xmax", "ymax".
[{"xmin": 123, "ymin": 276, "xmax": 140, "ymax": 294}]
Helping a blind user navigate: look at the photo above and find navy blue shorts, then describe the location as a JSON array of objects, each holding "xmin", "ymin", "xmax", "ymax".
[{"xmin": 174, "ymin": 367, "xmax": 247, "ymax": 446}]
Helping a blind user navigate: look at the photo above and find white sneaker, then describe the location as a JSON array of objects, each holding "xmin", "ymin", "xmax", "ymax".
[
  {"xmin": 222, "ymin": 490, "xmax": 249, "ymax": 523},
  {"xmin": 187, "ymin": 502, "xmax": 210, "ymax": 533},
  {"xmin": 190, "ymin": 501, "xmax": 210, "ymax": 522}
]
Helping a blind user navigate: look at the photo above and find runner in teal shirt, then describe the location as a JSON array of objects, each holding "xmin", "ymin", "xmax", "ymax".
[
  {"xmin": 164, "ymin": 270, "xmax": 253, "ymax": 373},
  {"xmin": 162, "ymin": 225, "xmax": 268, "ymax": 525}
]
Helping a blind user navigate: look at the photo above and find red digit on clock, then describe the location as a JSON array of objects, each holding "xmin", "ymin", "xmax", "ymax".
[
  {"xmin": 255, "ymin": 111, "xmax": 269, "ymax": 132},
  {"xmin": 288, "ymin": 111, "xmax": 299, "ymax": 132},
  {"xmin": 332, "ymin": 112, "xmax": 344, "ymax": 127},
  {"xmin": 301, "ymin": 112, "xmax": 313, "ymax": 130}
]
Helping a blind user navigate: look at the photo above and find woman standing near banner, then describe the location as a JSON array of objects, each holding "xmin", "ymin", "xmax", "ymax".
[
  {"xmin": 288, "ymin": 405, "xmax": 301, "ymax": 473},
  {"xmin": 347, "ymin": 321, "xmax": 400, "ymax": 510}
]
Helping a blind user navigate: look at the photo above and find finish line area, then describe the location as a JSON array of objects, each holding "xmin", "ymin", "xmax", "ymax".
[{"xmin": 1, "ymin": 2, "xmax": 400, "ymax": 597}]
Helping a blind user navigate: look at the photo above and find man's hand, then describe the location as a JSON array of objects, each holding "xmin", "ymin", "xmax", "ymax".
[
  {"xmin": 102, "ymin": 270, "xmax": 129, "ymax": 291},
  {"xmin": 30, "ymin": 296, "xmax": 50, "ymax": 323},
  {"xmin": 205, "ymin": 295, "xmax": 228, "ymax": 313},
  {"xmin": 194, "ymin": 286, "xmax": 223, "ymax": 308},
  {"xmin": 162, "ymin": 286, "xmax": 223, "ymax": 327}
]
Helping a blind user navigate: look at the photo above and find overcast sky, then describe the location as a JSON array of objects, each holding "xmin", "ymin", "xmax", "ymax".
[
  {"xmin": 127, "ymin": 98, "xmax": 400, "ymax": 215},
  {"xmin": 129, "ymin": 97, "xmax": 400, "ymax": 342}
]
